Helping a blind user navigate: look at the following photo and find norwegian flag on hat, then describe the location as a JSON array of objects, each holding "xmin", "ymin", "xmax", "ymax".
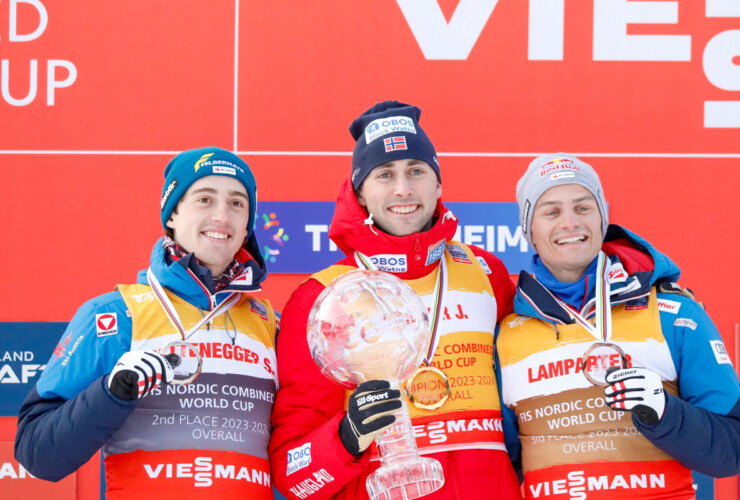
[{"xmin": 384, "ymin": 136, "xmax": 407, "ymax": 152}]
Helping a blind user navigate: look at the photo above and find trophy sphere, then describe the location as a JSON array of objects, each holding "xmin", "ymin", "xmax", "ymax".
[{"xmin": 307, "ymin": 269, "xmax": 431, "ymax": 389}]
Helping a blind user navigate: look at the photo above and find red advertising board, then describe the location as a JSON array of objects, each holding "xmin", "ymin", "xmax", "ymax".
[{"xmin": 1, "ymin": 1, "xmax": 738, "ymax": 498}]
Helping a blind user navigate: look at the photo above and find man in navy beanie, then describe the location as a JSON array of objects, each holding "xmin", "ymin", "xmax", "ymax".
[
  {"xmin": 270, "ymin": 101, "xmax": 522, "ymax": 499},
  {"xmin": 16, "ymin": 147, "xmax": 279, "ymax": 499}
]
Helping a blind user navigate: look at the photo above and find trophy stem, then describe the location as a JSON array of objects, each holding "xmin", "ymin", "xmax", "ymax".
[{"xmin": 365, "ymin": 381, "xmax": 445, "ymax": 500}]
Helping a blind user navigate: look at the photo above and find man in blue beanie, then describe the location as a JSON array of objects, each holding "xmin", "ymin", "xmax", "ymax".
[
  {"xmin": 269, "ymin": 101, "xmax": 521, "ymax": 499},
  {"xmin": 15, "ymin": 147, "xmax": 278, "ymax": 499}
]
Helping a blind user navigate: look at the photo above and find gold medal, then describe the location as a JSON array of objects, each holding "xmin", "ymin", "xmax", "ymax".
[
  {"xmin": 405, "ymin": 365, "xmax": 451, "ymax": 411},
  {"xmin": 581, "ymin": 342, "xmax": 628, "ymax": 387}
]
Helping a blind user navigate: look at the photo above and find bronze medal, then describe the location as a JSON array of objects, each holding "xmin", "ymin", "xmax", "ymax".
[{"xmin": 581, "ymin": 341, "xmax": 629, "ymax": 387}]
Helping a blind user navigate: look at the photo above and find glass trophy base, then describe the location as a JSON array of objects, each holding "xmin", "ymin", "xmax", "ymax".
[{"xmin": 366, "ymin": 456, "xmax": 445, "ymax": 500}]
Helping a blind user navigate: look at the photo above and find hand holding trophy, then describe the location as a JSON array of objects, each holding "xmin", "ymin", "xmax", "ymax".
[{"xmin": 307, "ymin": 269, "xmax": 445, "ymax": 500}]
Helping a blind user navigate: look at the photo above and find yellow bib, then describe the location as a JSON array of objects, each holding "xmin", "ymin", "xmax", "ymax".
[
  {"xmin": 102, "ymin": 284, "xmax": 277, "ymax": 499},
  {"xmin": 313, "ymin": 244, "xmax": 506, "ymax": 454},
  {"xmin": 497, "ymin": 289, "xmax": 693, "ymax": 499}
]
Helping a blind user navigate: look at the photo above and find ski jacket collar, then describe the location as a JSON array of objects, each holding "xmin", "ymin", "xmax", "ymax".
[
  {"xmin": 137, "ymin": 235, "xmax": 267, "ymax": 310},
  {"xmin": 513, "ymin": 224, "xmax": 681, "ymax": 324},
  {"xmin": 328, "ymin": 176, "xmax": 458, "ymax": 280}
]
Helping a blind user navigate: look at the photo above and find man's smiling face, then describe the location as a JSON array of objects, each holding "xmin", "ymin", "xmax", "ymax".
[
  {"xmin": 356, "ymin": 159, "xmax": 441, "ymax": 236},
  {"xmin": 166, "ymin": 175, "xmax": 250, "ymax": 276}
]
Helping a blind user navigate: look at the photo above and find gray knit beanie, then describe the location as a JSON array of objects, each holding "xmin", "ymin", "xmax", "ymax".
[{"xmin": 516, "ymin": 153, "xmax": 608, "ymax": 247}]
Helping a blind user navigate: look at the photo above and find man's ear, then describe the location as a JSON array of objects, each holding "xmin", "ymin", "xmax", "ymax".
[
  {"xmin": 166, "ymin": 217, "xmax": 175, "ymax": 230},
  {"xmin": 436, "ymin": 182, "xmax": 442, "ymax": 200},
  {"xmin": 356, "ymin": 189, "xmax": 367, "ymax": 208}
]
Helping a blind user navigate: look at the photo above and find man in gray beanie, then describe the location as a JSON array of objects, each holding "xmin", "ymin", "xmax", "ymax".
[
  {"xmin": 16, "ymin": 147, "xmax": 279, "ymax": 498},
  {"xmin": 496, "ymin": 153, "xmax": 740, "ymax": 498},
  {"xmin": 516, "ymin": 153, "xmax": 608, "ymax": 250}
]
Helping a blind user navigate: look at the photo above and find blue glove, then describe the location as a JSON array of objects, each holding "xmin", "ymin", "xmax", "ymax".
[
  {"xmin": 604, "ymin": 367, "xmax": 666, "ymax": 426},
  {"xmin": 108, "ymin": 350, "xmax": 174, "ymax": 400}
]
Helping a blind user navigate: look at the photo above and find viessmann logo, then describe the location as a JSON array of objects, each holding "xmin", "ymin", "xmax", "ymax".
[
  {"xmin": 143, "ymin": 457, "xmax": 270, "ymax": 488},
  {"xmin": 397, "ymin": 2, "xmax": 739, "ymax": 129},
  {"xmin": 528, "ymin": 470, "xmax": 667, "ymax": 499}
]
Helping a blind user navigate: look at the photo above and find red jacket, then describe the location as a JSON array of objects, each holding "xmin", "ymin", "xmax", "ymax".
[{"xmin": 269, "ymin": 177, "xmax": 521, "ymax": 499}]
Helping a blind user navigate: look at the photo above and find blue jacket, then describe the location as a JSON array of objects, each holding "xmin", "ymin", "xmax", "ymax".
[
  {"xmin": 14, "ymin": 237, "xmax": 268, "ymax": 481},
  {"xmin": 496, "ymin": 225, "xmax": 740, "ymax": 478}
]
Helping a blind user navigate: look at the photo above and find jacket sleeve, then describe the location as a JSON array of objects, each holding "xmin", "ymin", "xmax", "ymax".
[
  {"xmin": 14, "ymin": 293, "xmax": 137, "ymax": 481},
  {"xmin": 635, "ymin": 293, "xmax": 740, "ymax": 477},
  {"xmin": 469, "ymin": 245, "xmax": 516, "ymax": 321},
  {"xmin": 269, "ymin": 278, "xmax": 370, "ymax": 500},
  {"xmin": 494, "ymin": 323, "xmax": 523, "ymax": 482}
]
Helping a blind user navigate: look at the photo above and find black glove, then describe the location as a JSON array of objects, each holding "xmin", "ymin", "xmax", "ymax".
[
  {"xmin": 108, "ymin": 350, "xmax": 174, "ymax": 400},
  {"xmin": 604, "ymin": 367, "xmax": 666, "ymax": 426},
  {"xmin": 339, "ymin": 380, "xmax": 402, "ymax": 457}
]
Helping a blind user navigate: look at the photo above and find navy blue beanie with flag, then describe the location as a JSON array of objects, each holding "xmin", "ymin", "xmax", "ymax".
[
  {"xmin": 160, "ymin": 146, "xmax": 258, "ymax": 236},
  {"xmin": 349, "ymin": 101, "xmax": 440, "ymax": 190}
]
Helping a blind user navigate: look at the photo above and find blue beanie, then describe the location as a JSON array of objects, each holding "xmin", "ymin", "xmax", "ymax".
[
  {"xmin": 160, "ymin": 147, "xmax": 258, "ymax": 236},
  {"xmin": 349, "ymin": 101, "xmax": 440, "ymax": 190}
]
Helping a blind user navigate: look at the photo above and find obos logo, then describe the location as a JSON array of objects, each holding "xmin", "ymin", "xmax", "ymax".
[
  {"xmin": 370, "ymin": 254, "xmax": 407, "ymax": 273},
  {"xmin": 286, "ymin": 442, "xmax": 312, "ymax": 476},
  {"xmin": 260, "ymin": 212, "xmax": 290, "ymax": 263},
  {"xmin": 365, "ymin": 116, "xmax": 417, "ymax": 144}
]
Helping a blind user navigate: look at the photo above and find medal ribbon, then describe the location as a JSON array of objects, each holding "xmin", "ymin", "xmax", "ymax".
[
  {"xmin": 539, "ymin": 251, "xmax": 612, "ymax": 342},
  {"xmin": 354, "ymin": 251, "xmax": 447, "ymax": 364},
  {"xmin": 146, "ymin": 268, "xmax": 240, "ymax": 341}
]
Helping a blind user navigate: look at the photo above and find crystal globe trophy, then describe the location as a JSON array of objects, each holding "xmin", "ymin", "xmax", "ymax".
[{"xmin": 307, "ymin": 269, "xmax": 445, "ymax": 500}]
